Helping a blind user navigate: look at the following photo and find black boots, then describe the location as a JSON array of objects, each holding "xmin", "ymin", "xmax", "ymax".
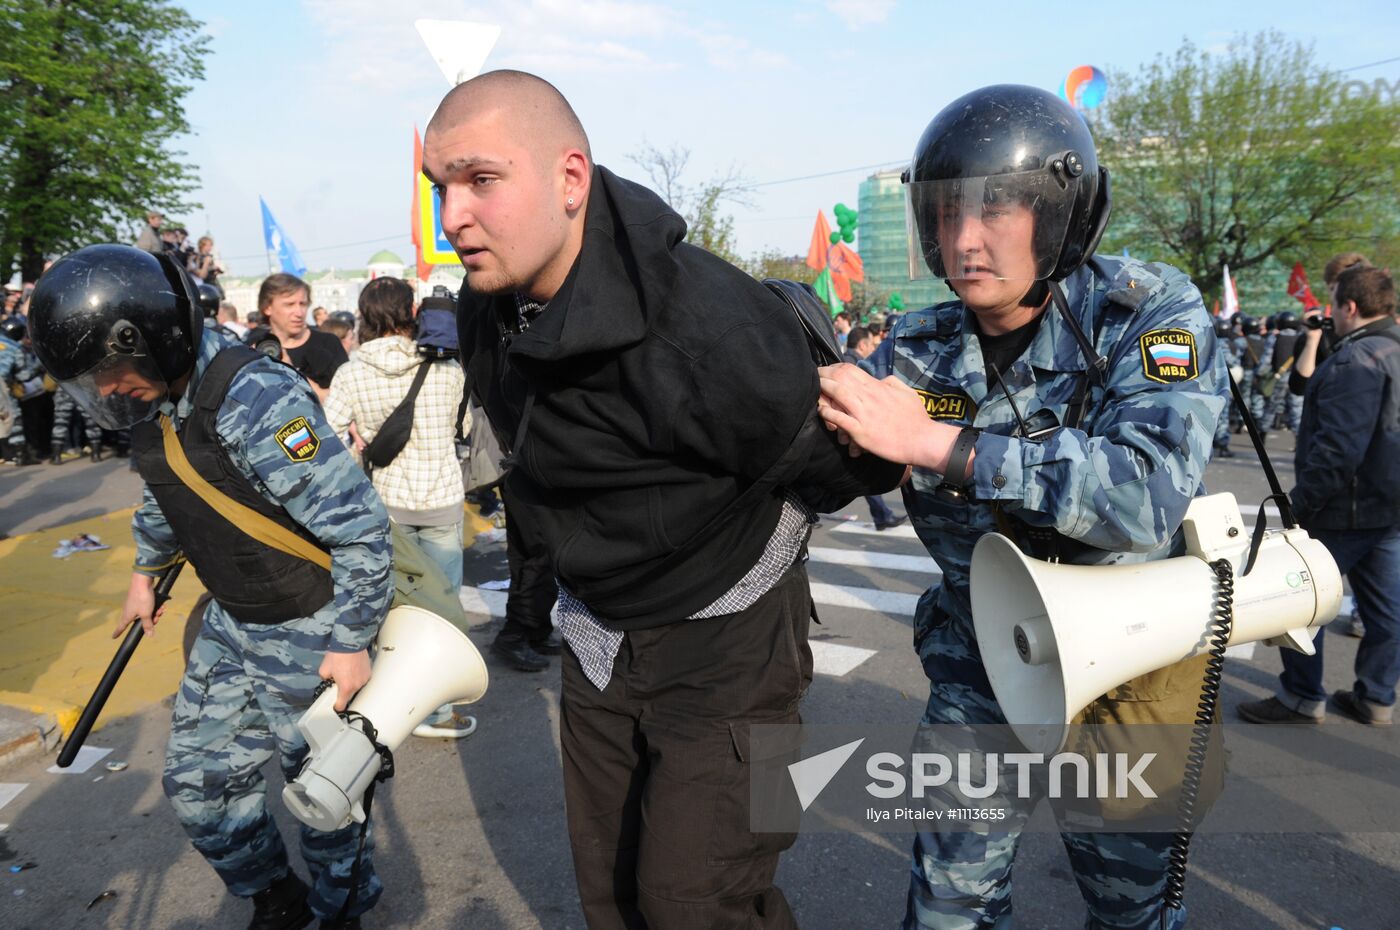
[
  {"xmin": 50, "ymin": 442, "xmax": 64, "ymax": 465},
  {"xmin": 90, "ymin": 440, "xmax": 103, "ymax": 462},
  {"xmin": 248, "ymin": 872, "xmax": 313, "ymax": 930}
]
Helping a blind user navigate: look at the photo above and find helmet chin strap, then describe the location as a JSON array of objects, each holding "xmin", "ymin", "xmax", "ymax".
[
  {"xmin": 1018, "ymin": 280, "xmax": 1049, "ymax": 310},
  {"xmin": 1047, "ymin": 279, "xmax": 1109, "ymax": 384}
]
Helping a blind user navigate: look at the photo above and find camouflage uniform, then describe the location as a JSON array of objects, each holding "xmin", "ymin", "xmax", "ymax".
[
  {"xmin": 1232, "ymin": 334, "xmax": 1260, "ymax": 432},
  {"xmin": 50, "ymin": 379, "xmax": 102, "ymax": 450},
  {"xmin": 1249, "ymin": 333, "xmax": 1302, "ymax": 433},
  {"xmin": 134, "ymin": 330, "xmax": 393, "ymax": 920},
  {"xmin": 0, "ymin": 332, "xmax": 29, "ymax": 454},
  {"xmin": 1212, "ymin": 333, "xmax": 1240, "ymax": 452},
  {"xmin": 862, "ymin": 255, "xmax": 1228, "ymax": 930}
]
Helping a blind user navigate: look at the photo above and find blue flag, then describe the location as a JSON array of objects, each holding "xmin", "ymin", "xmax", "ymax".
[{"xmin": 260, "ymin": 197, "xmax": 307, "ymax": 276}]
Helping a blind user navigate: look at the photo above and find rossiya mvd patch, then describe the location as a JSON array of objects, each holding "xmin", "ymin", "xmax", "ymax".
[
  {"xmin": 1139, "ymin": 329, "xmax": 1198, "ymax": 383},
  {"xmin": 274, "ymin": 416, "xmax": 320, "ymax": 462}
]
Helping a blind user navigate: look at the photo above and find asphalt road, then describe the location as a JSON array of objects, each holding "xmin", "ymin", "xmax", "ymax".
[{"xmin": 0, "ymin": 433, "xmax": 1396, "ymax": 929}]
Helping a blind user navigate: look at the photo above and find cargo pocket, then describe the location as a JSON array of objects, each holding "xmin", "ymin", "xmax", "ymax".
[{"xmin": 705, "ymin": 718, "xmax": 803, "ymax": 866}]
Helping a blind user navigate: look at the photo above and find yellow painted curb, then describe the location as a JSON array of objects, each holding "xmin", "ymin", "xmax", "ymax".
[
  {"xmin": 0, "ymin": 508, "xmax": 201, "ymax": 737},
  {"xmin": 463, "ymin": 500, "xmax": 498, "ymax": 543}
]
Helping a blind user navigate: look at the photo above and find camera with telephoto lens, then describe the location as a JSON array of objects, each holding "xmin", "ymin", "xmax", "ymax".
[{"xmin": 1304, "ymin": 313, "xmax": 1333, "ymax": 333}]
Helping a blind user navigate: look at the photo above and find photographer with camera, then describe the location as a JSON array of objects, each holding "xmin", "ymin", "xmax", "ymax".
[
  {"xmin": 1239, "ymin": 265, "xmax": 1400, "ymax": 727},
  {"xmin": 190, "ymin": 235, "xmax": 226, "ymax": 296},
  {"xmin": 1290, "ymin": 253, "xmax": 1372, "ymax": 394}
]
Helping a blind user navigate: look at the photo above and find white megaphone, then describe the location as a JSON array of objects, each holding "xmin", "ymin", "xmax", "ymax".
[
  {"xmin": 283, "ymin": 605, "xmax": 489, "ymax": 831},
  {"xmin": 971, "ymin": 492, "xmax": 1343, "ymax": 755}
]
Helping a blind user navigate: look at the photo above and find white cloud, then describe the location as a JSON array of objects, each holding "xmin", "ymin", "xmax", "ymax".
[
  {"xmin": 825, "ymin": 0, "xmax": 895, "ymax": 29},
  {"xmin": 298, "ymin": 0, "xmax": 784, "ymax": 82}
]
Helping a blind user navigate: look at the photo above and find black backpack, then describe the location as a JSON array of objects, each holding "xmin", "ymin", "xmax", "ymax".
[{"xmin": 762, "ymin": 279, "xmax": 843, "ymax": 365}]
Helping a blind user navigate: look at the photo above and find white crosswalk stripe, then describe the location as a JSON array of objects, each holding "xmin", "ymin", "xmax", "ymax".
[
  {"xmin": 807, "ymin": 546, "xmax": 938, "ymax": 575},
  {"xmin": 829, "ymin": 520, "xmax": 920, "ymax": 540},
  {"xmin": 810, "ymin": 641, "xmax": 877, "ymax": 676}
]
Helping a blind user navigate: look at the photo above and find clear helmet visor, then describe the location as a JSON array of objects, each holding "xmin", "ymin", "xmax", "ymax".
[
  {"xmin": 58, "ymin": 354, "xmax": 170, "ymax": 430},
  {"xmin": 905, "ymin": 171, "xmax": 1075, "ymax": 283}
]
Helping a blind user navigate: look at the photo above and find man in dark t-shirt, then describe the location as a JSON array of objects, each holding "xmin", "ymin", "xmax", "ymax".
[{"xmin": 247, "ymin": 273, "xmax": 348, "ymax": 400}]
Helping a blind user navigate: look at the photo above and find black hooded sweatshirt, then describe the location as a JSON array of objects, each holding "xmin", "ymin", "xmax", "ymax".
[{"xmin": 457, "ymin": 167, "xmax": 903, "ymax": 630}]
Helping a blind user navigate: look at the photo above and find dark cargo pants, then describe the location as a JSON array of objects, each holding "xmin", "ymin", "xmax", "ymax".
[{"xmin": 561, "ymin": 565, "xmax": 814, "ymax": 930}]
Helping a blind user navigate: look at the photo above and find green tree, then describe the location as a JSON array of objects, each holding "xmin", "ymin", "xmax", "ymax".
[
  {"xmin": 1092, "ymin": 31, "xmax": 1400, "ymax": 305},
  {"xmin": 628, "ymin": 141, "xmax": 752, "ymax": 265},
  {"xmin": 0, "ymin": 0, "xmax": 209, "ymax": 282},
  {"xmin": 740, "ymin": 249, "xmax": 818, "ymax": 286}
]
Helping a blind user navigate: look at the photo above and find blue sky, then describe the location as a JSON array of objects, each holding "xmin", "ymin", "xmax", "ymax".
[{"xmin": 176, "ymin": 0, "xmax": 1400, "ymax": 277}]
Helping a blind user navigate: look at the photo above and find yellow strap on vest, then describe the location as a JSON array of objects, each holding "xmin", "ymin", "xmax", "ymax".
[{"xmin": 160, "ymin": 415, "xmax": 332, "ymax": 571}]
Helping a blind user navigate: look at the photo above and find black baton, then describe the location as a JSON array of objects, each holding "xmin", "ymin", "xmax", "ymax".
[{"xmin": 56, "ymin": 558, "xmax": 186, "ymax": 768}]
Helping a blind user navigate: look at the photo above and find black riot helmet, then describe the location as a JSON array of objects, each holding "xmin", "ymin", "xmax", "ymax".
[
  {"xmin": 1273, "ymin": 310, "xmax": 1300, "ymax": 331},
  {"xmin": 27, "ymin": 244, "xmax": 202, "ymax": 429},
  {"xmin": 196, "ymin": 282, "xmax": 222, "ymax": 319},
  {"xmin": 1238, "ymin": 314, "xmax": 1260, "ymax": 336},
  {"xmin": 0, "ymin": 316, "xmax": 23, "ymax": 342},
  {"xmin": 904, "ymin": 84, "xmax": 1112, "ymax": 283},
  {"xmin": 1213, "ymin": 317, "xmax": 1234, "ymax": 338}
]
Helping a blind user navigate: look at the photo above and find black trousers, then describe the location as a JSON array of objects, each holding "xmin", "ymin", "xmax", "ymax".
[
  {"xmin": 498, "ymin": 481, "xmax": 558, "ymax": 646},
  {"xmin": 561, "ymin": 565, "xmax": 814, "ymax": 930}
]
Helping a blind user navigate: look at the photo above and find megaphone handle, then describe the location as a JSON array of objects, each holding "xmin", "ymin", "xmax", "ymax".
[{"xmin": 1159, "ymin": 558, "xmax": 1234, "ymax": 928}]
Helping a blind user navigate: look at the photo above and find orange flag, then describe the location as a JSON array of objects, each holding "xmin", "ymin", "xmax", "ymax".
[{"xmin": 806, "ymin": 211, "xmax": 832, "ymax": 272}]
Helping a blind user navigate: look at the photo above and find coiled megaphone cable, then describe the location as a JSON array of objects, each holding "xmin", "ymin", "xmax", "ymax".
[{"xmin": 1159, "ymin": 558, "xmax": 1234, "ymax": 929}]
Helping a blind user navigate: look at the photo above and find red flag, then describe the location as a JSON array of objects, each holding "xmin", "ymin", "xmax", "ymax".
[{"xmin": 1287, "ymin": 262, "xmax": 1320, "ymax": 310}]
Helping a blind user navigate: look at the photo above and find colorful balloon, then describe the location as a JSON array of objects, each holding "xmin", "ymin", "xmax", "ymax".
[{"xmin": 1061, "ymin": 65, "xmax": 1107, "ymax": 110}]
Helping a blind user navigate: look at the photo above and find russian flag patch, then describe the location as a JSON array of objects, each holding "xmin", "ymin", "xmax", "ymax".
[
  {"xmin": 1139, "ymin": 329, "xmax": 1199, "ymax": 383},
  {"xmin": 274, "ymin": 415, "xmax": 321, "ymax": 462}
]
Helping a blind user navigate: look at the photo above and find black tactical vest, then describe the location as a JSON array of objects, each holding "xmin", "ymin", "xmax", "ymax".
[{"xmin": 132, "ymin": 347, "xmax": 334, "ymax": 623}]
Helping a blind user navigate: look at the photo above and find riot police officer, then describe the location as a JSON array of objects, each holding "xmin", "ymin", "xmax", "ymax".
[
  {"xmin": 1212, "ymin": 316, "xmax": 1238, "ymax": 457},
  {"xmin": 1, "ymin": 316, "xmax": 37, "ymax": 465},
  {"xmin": 818, "ymin": 84, "xmax": 1227, "ymax": 930},
  {"xmin": 27, "ymin": 245, "xmax": 393, "ymax": 930}
]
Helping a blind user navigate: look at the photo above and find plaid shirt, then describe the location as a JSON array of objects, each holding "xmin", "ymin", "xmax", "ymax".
[
  {"xmin": 558, "ymin": 491, "xmax": 815, "ymax": 690},
  {"xmin": 323, "ymin": 335, "xmax": 468, "ymax": 517}
]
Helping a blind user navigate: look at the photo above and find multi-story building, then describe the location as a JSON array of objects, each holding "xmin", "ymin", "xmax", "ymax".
[{"xmin": 857, "ymin": 169, "xmax": 953, "ymax": 312}]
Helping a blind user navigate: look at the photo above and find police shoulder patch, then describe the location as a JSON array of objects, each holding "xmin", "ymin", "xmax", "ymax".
[
  {"xmin": 915, "ymin": 389, "xmax": 976, "ymax": 422},
  {"xmin": 1139, "ymin": 329, "xmax": 1198, "ymax": 383},
  {"xmin": 274, "ymin": 415, "xmax": 320, "ymax": 462}
]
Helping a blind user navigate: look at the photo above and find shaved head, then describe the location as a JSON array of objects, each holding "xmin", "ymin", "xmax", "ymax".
[
  {"xmin": 422, "ymin": 70, "xmax": 593, "ymax": 301},
  {"xmin": 427, "ymin": 70, "xmax": 590, "ymax": 168}
]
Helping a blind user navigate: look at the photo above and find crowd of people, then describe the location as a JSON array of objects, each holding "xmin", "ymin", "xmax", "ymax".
[{"xmin": 5, "ymin": 68, "xmax": 1398, "ymax": 930}]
